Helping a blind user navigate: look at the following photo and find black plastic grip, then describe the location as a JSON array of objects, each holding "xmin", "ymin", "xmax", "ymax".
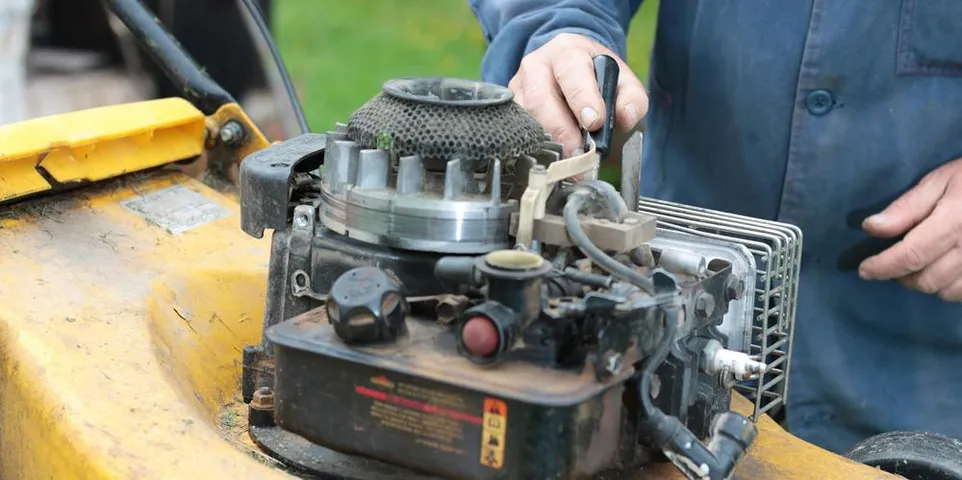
[
  {"xmin": 102, "ymin": 0, "xmax": 235, "ymax": 115},
  {"xmin": 585, "ymin": 54, "xmax": 620, "ymax": 159}
]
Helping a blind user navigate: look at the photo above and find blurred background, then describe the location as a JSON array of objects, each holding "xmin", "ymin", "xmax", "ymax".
[
  {"xmin": 273, "ymin": 0, "xmax": 659, "ymax": 132},
  {"xmin": 3, "ymin": 0, "xmax": 659, "ymax": 179}
]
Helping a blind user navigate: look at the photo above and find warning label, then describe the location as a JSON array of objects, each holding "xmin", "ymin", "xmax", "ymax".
[
  {"xmin": 480, "ymin": 398, "xmax": 507, "ymax": 469},
  {"xmin": 121, "ymin": 185, "xmax": 231, "ymax": 235},
  {"xmin": 355, "ymin": 376, "xmax": 483, "ymax": 457}
]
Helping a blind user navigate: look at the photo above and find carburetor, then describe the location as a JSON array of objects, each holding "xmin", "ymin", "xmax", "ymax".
[{"xmin": 237, "ymin": 57, "xmax": 802, "ymax": 480}]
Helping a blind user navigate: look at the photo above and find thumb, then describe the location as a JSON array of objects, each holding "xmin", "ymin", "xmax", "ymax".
[
  {"xmin": 612, "ymin": 59, "xmax": 648, "ymax": 133},
  {"xmin": 863, "ymin": 174, "xmax": 948, "ymax": 238}
]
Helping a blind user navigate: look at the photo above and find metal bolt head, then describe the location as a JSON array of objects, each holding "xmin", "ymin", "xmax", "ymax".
[
  {"xmin": 218, "ymin": 121, "xmax": 245, "ymax": 147},
  {"xmin": 251, "ymin": 386, "xmax": 275, "ymax": 410},
  {"xmin": 294, "ymin": 214, "xmax": 310, "ymax": 228},
  {"xmin": 604, "ymin": 352, "xmax": 623, "ymax": 375},
  {"xmin": 695, "ymin": 293, "xmax": 715, "ymax": 318},
  {"xmin": 725, "ymin": 276, "xmax": 745, "ymax": 301}
]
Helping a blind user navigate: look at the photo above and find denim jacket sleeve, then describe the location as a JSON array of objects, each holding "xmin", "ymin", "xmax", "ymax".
[{"xmin": 469, "ymin": 0, "xmax": 643, "ymax": 85}]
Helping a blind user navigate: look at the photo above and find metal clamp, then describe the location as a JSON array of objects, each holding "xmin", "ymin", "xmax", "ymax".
[{"xmin": 290, "ymin": 270, "xmax": 327, "ymax": 302}]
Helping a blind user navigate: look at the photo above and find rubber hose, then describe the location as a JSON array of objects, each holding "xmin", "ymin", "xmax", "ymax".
[
  {"xmin": 577, "ymin": 179, "xmax": 630, "ymax": 221},
  {"xmin": 562, "ymin": 191, "xmax": 655, "ymax": 293},
  {"xmin": 640, "ymin": 307, "xmax": 677, "ymax": 416}
]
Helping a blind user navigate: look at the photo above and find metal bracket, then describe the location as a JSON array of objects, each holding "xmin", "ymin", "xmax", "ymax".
[
  {"xmin": 290, "ymin": 270, "xmax": 327, "ymax": 302},
  {"xmin": 621, "ymin": 131, "xmax": 643, "ymax": 210},
  {"xmin": 239, "ymin": 134, "xmax": 326, "ymax": 238}
]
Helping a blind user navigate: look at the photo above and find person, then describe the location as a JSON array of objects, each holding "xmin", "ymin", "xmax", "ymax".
[{"xmin": 469, "ymin": 0, "xmax": 962, "ymax": 454}]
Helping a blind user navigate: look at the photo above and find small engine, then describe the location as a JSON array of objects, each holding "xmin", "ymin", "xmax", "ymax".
[{"xmin": 237, "ymin": 67, "xmax": 802, "ymax": 480}]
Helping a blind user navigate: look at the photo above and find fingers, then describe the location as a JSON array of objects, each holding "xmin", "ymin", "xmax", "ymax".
[
  {"xmin": 518, "ymin": 57, "xmax": 583, "ymax": 155},
  {"xmin": 552, "ymin": 50, "xmax": 605, "ymax": 131},
  {"xmin": 936, "ymin": 276, "xmax": 962, "ymax": 302},
  {"xmin": 551, "ymin": 42, "xmax": 648, "ymax": 133},
  {"xmin": 860, "ymin": 202, "xmax": 960, "ymax": 280},
  {"xmin": 860, "ymin": 175, "xmax": 962, "ymax": 280},
  {"xmin": 612, "ymin": 58, "xmax": 648, "ymax": 133},
  {"xmin": 508, "ymin": 75, "xmax": 523, "ymax": 105},
  {"xmin": 898, "ymin": 246, "xmax": 962, "ymax": 298},
  {"xmin": 863, "ymin": 168, "xmax": 949, "ymax": 238},
  {"xmin": 514, "ymin": 33, "xmax": 649, "ymax": 156}
]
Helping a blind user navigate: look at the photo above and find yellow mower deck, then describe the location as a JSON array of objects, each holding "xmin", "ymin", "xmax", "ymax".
[{"xmin": 0, "ymin": 102, "xmax": 896, "ymax": 480}]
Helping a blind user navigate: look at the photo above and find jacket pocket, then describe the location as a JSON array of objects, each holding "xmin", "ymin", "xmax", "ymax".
[{"xmin": 897, "ymin": 0, "xmax": 962, "ymax": 76}]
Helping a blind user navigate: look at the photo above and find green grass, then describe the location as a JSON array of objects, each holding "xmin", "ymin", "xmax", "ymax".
[{"xmin": 276, "ymin": 0, "xmax": 659, "ymax": 131}]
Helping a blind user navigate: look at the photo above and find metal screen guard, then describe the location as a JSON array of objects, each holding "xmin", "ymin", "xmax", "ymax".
[{"xmin": 623, "ymin": 133, "xmax": 801, "ymax": 420}]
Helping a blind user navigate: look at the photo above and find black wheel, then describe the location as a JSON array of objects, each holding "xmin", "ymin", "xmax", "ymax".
[{"xmin": 845, "ymin": 431, "xmax": 962, "ymax": 480}]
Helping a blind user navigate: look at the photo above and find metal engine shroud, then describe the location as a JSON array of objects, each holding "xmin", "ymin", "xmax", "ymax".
[{"xmin": 237, "ymin": 77, "xmax": 802, "ymax": 480}]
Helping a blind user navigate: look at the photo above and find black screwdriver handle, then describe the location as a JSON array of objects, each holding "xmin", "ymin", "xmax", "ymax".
[{"xmin": 585, "ymin": 54, "xmax": 620, "ymax": 159}]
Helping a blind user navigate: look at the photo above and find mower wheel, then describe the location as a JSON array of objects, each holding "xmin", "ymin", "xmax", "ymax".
[{"xmin": 845, "ymin": 431, "xmax": 962, "ymax": 480}]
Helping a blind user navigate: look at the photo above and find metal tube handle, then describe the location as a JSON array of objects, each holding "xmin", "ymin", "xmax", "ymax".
[{"xmin": 102, "ymin": 0, "xmax": 236, "ymax": 115}]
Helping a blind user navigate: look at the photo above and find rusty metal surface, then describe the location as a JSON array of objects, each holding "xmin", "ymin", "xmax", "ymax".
[
  {"xmin": 269, "ymin": 307, "xmax": 632, "ymax": 405},
  {"xmin": 270, "ymin": 310, "xmax": 901, "ymax": 480},
  {"xmin": 203, "ymin": 103, "xmax": 272, "ymax": 185}
]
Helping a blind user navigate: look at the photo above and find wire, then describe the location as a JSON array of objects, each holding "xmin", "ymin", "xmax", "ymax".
[
  {"xmin": 239, "ymin": 0, "xmax": 311, "ymax": 135},
  {"xmin": 640, "ymin": 308, "xmax": 677, "ymax": 416},
  {"xmin": 578, "ymin": 179, "xmax": 629, "ymax": 222},
  {"xmin": 559, "ymin": 183, "xmax": 675, "ymax": 413},
  {"xmin": 562, "ymin": 190, "xmax": 655, "ymax": 294}
]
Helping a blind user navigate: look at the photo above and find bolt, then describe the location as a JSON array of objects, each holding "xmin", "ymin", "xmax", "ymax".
[
  {"xmin": 725, "ymin": 276, "xmax": 745, "ymax": 301},
  {"xmin": 294, "ymin": 213, "xmax": 310, "ymax": 228},
  {"xmin": 695, "ymin": 293, "xmax": 715, "ymax": 318},
  {"xmin": 250, "ymin": 387, "xmax": 275, "ymax": 411},
  {"xmin": 218, "ymin": 121, "xmax": 245, "ymax": 147},
  {"xmin": 604, "ymin": 352, "xmax": 623, "ymax": 375},
  {"xmin": 629, "ymin": 246, "xmax": 655, "ymax": 268}
]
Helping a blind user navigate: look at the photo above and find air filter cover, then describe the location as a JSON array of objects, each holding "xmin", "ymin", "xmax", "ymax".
[
  {"xmin": 347, "ymin": 77, "xmax": 546, "ymax": 163},
  {"xmin": 321, "ymin": 77, "xmax": 562, "ymax": 254}
]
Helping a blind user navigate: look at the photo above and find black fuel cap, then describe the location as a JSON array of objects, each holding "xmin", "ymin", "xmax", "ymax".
[{"xmin": 326, "ymin": 267, "xmax": 409, "ymax": 344}]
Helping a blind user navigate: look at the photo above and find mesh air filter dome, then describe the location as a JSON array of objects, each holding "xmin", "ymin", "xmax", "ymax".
[{"xmin": 346, "ymin": 77, "xmax": 547, "ymax": 162}]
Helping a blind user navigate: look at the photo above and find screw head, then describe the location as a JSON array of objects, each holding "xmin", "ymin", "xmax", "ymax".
[
  {"xmin": 725, "ymin": 276, "xmax": 745, "ymax": 301},
  {"xmin": 251, "ymin": 386, "xmax": 275, "ymax": 410},
  {"xmin": 604, "ymin": 352, "xmax": 623, "ymax": 375},
  {"xmin": 294, "ymin": 214, "xmax": 310, "ymax": 228},
  {"xmin": 695, "ymin": 293, "xmax": 715, "ymax": 318},
  {"xmin": 218, "ymin": 121, "xmax": 245, "ymax": 147}
]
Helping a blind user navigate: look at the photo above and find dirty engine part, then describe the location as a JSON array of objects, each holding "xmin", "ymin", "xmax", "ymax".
[{"xmin": 238, "ymin": 70, "xmax": 801, "ymax": 480}]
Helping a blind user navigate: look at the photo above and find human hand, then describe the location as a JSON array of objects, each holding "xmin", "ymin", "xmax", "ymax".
[
  {"xmin": 859, "ymin": 158, "xmax": 962, "ymax": 301},
  {"xmin": 509, "ymin": 33, "xmax": 648, "ymax": 157}
]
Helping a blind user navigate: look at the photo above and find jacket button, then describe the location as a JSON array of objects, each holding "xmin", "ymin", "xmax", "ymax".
[{"xmin": 806, "ymin": 89, "xmax": 835, "ymax": 116}]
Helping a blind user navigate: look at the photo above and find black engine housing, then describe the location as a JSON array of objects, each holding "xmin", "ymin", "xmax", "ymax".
[{"xmin": 238, "ymin": 129, "xmax": 754, "ymax": 479}]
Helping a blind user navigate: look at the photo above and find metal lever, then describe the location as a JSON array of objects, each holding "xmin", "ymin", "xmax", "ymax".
[
  {"xmin": 102, "ymin": 0, "xmax": 235, "ymax": 115},
  {"xmin": 584, "ymin": 54, "xmax": 620, "ymax": 159}
]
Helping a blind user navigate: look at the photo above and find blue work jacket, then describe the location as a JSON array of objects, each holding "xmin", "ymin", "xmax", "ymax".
[{"xmin": 471, "ymin": 0, "xmax": 962, "ymax": 454}]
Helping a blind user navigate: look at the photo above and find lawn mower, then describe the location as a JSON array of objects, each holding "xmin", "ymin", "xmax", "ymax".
[{"xmin": 0, "ymin": 0, "xmax": 951, "ymax": 478}]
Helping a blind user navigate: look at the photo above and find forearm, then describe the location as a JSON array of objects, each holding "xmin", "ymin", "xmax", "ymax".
[{"xmin": 469, "ymin": 0, "xmax": 641, "ymax": 85}]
